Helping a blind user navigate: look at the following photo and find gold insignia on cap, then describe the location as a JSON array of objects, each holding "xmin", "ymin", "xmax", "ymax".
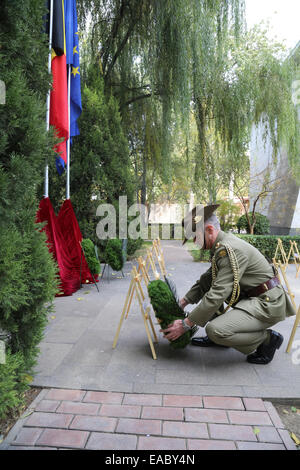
[{"xmin": 194, "ymin": 215, "xmax": 202, "ymax": 224}]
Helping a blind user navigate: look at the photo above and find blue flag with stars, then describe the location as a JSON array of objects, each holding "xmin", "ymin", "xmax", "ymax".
[{"xmin": 65, "ymin": 0, "xmax": 82, "ymax": 138}]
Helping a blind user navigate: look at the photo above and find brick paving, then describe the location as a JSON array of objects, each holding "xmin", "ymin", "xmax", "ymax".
[{"xmin": 1, "ymin": 388, "xmax": 297, "ymax": 450}]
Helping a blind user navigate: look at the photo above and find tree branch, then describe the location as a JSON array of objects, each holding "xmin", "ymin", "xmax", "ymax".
[
  {"xmin": 102, "ymin": 0, "xmax": 130, "ymax": 73},
  {"xmin": 105, "ymin": 19, "xmax": 137, "ymax": 78},
  {"xmin": 122, "ymin": 92, "xmax": 153, "ymax": 108},
  {"xmin": 108, "ymin": 82, "xmax": 152, "ymax": 91}
]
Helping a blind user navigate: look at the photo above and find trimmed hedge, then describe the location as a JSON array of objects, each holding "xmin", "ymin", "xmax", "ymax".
[
  {"xmin": 237, "ymin": 234, "xmax": 300, "ymax": 262},
  {"xmin": 188, "ymin": 234, "xmax": 300, "ymax": 263}
]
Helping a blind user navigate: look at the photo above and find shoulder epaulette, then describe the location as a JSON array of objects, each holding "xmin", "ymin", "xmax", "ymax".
[{"xmin": 216, "ymin": 248, "xmax": 227, "ymax": 259}]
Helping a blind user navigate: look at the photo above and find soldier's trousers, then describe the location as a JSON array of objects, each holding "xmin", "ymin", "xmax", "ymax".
[{"xmin": 205, "ymin": 308, "xmax": 279, "ymax": 355}]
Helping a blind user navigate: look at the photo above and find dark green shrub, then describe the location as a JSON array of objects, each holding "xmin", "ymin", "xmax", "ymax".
[
  {"xmin": 104, "ymin": 239, "xmax": 124, "ymax": 272},
  {"xmin": 0, "ymin": 350, "xmax": 28, "ymax": 420},
  {"xmin": 147, "ymin": 280, "xmax": 194, "ymax": 349},
  {"xmin": 127, "ymin": 237, "xmax": 143, "ymax": 256},
  {"xmin": 237, "ymin": 213, "xmax": 270, "ymax": 235},
  {"xmin": 81, "ymin": 239, "xmax": 101, "ymax": 275},
  {"xmin": 0, "ymin": 1, "xmax": 58, "ymax": 419}
]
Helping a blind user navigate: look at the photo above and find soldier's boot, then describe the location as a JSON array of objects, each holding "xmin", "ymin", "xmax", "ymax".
[
  {"xmin": 247, "ymin": 330, "xmax": 283, "ymax": 365},
  {"xmin": 191, "ymin": 336, "xmax": 229, "ymax": 348}
]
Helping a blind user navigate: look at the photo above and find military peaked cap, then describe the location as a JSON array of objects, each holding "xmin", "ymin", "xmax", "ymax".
[{"xmin": 182, "ymin": 204, "xmax": 220, "ymax": 245}]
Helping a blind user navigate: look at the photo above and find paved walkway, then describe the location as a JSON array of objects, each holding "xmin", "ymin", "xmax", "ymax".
[
  {"xmin": 1, "ymin": 388, "xmax": 296, "ymax": 450},
  {"xmin": 1, "ymin": 240, "xmax": 299, "ymax": 450}
]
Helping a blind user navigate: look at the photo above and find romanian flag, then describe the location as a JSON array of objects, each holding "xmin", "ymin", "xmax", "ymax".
[
  {"xmin": 47, "ymin": 0, "xmax": 69, "ymax": 175},
  {"xmin": 65, "ymin": 0, "xmax": 82, "ymax": 139}
]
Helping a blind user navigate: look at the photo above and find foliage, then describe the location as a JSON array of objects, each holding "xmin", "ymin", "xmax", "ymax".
[
  {"xmin": 49, "ymin": 66, "xmax": 134, "ymax": 243},
  {"xmin": 127, "ymin": 237, "xmax": 143, "ymax": 256},
  {"xmin": 104, "ymin": 238, "xmax": 124, "ymax": 272},
  {"xmin": 0, "ymin": 0, "xmax": 57, "ymax": 419},
  {"xmin": 147, "ymin": 280, "xmax": 193, "ymax": 349},
  {"xmin": 76, "ymin": 1, "xmax": 245, "ymax": 194},
  {"xmin": 237, "ymin": 234, "xmax": 300, "ymax": 262},
  {"xmin": 187, "ymin": 245, "xmax": 211, "ymax": 263},
  {"xmin": 81, "ymin": 239, "xmax": 101, "ymax": 275},
  {"xmin": 216, "ymin": 200, "xmax": 241, "ymax": 232},
  {"xmin": 77, "ymin": 1, "xmax": 300, "ymax": 205},
  {"xmin": 0, "ymin": 350, "xmax": 28, "ymax": 420},
  {"xmin": 237, "ymin": 213, "xmax": 270, "ymax": 235}
]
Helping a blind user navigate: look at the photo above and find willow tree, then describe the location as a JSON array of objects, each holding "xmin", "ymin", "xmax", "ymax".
[{"xmin": 77, "ymin": 0, "xmax": 299, "ymax": 205}]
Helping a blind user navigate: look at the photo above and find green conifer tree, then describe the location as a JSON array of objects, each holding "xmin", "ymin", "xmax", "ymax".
[
  {"xmin": 0, "ymin": 0, "xmax": 57, "ymax": 418},
  {"xmin": 50, "ymin": 64, "xmax": 134, "ymax": 244}
]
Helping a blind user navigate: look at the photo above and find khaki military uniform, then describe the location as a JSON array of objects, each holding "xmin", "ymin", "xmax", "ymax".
[{"xmin": 185, "ymin": 231, "xmax": 296, "ymax": 355}]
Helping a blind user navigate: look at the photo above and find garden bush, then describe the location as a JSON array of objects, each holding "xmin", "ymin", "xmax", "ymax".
[
  {"xmin": 127, "ymin": 237, "xmax": 144, "ymax": 256},
  {"xmin": 0, "ymin": 351, "xmax": 28, "ymax": 419},
  {"xmin": 237, "ymin": 212, "xmax": 270, "ymax": 235}
]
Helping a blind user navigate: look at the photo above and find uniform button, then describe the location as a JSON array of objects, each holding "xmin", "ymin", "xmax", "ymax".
[{"xmin": 265, "ymin": 297, "xmax": 270, "ymax": 301}]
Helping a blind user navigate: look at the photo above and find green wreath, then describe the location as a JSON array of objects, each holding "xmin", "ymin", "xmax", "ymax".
[{"xmin": 147, "ymin": 279, "xmax": 196, "ymax": 349}]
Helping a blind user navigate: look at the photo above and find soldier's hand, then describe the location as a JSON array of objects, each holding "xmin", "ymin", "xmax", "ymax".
[
  {"xmin": 179, "ymin": 298, "xmax": 189, "ymax": 310},
  {"xmin": 160, "ymin": 319, "xmax": 184, "ymax": 342}
]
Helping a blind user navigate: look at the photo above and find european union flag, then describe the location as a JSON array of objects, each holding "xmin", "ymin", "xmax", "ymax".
[{"xmin": 65, "ymin": 0, "xmax": 82, "ymax": 138}]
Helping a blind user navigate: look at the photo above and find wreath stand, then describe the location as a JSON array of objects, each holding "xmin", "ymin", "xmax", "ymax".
[
  {"xmin": 286, "ymin": 305, "xmax": 300, "ymax": 354},
  {"xmin": 112, "ymin": 240, "xmax": 166, "ymax": 359},
  {"xmin": 287, "ymin": 240, "xmax": 300, "ymax": 278},
  {"xmin": 273, "ymin": 258, "xmax": 297, "ymax": 311},
  {"xmin": 273, "ymin": 239, "xmax": 289, "ymax": 271},
  {"xmin": 273, "ymin": 258, "xmax": 300, "ymax": 353}
]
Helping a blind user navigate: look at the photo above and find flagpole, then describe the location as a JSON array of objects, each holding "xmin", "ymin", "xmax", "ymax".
[
  {"xmin": 45, "ymin": 0, "xmax": 54, "ymax": 198},
  {"xmin": 66, "ymin": 64, "xmax": 71, "ymax": 200}
]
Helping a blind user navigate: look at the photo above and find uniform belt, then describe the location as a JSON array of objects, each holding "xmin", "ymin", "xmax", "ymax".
[{"xmin": 245, "ymin": 276, "xmax": 280, "ymax": 298}]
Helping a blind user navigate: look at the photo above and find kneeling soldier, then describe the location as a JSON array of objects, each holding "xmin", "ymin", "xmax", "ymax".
[{"xmin": 162, "ymin": 204, "xmax": 296, "ymax": 364}]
